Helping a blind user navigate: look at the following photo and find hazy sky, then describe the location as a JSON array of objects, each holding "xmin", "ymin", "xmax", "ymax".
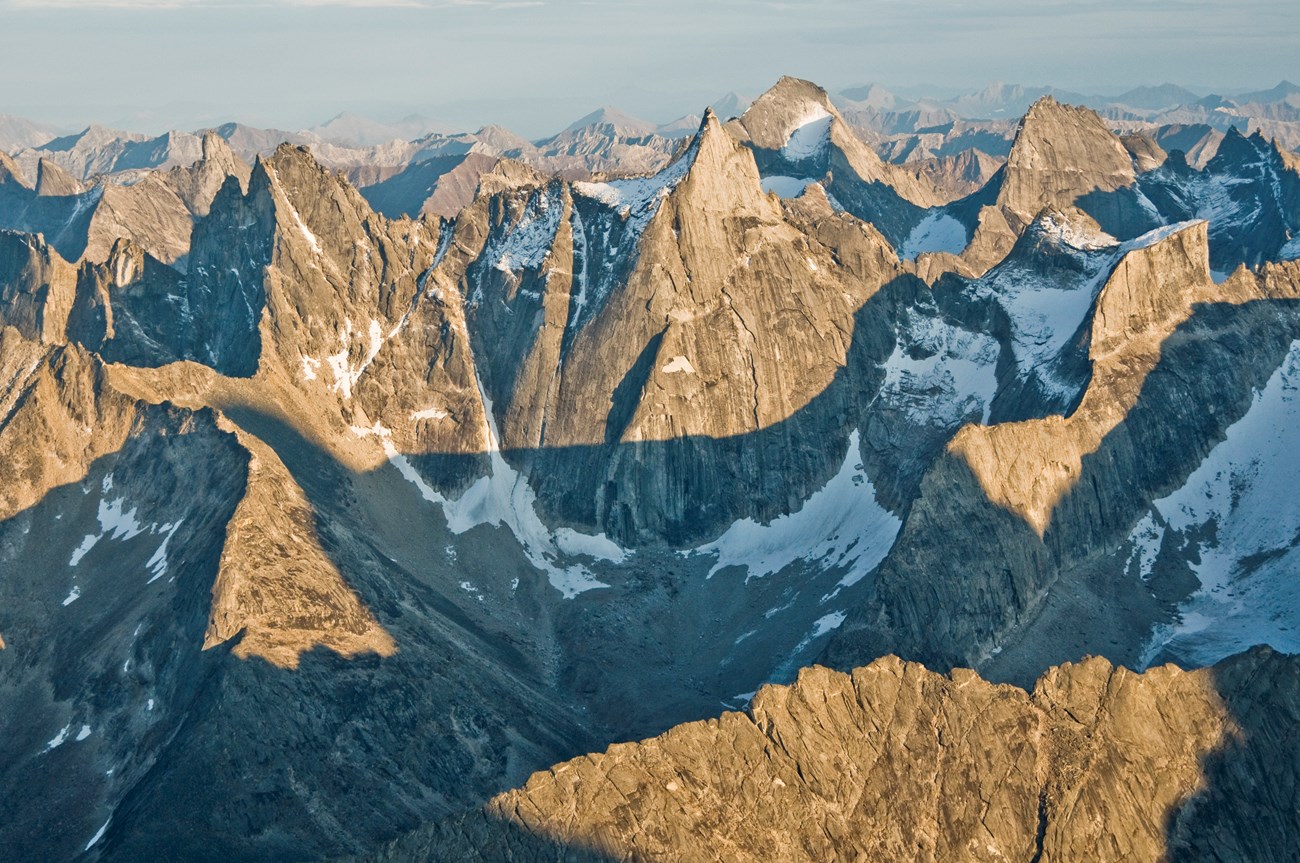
[{"xmin": 1, "ymin": 0, "xmax": 1296, "ymax": 136}]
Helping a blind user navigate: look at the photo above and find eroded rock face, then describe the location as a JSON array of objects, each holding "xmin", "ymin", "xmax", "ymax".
[
  {"xmin": 365, "ymin": 649, "xmax": 1300, "ymax": 863},
  {"xmin": 3, "ymin": 78, "xmax": 1300, "ymax": 863},
  {"xmin": 955, "ymin": 97, "xmax": 1146, "ymax": 273},
  {"xmin": 0, "ymin": 231, "xmax": 77, "ymax": 344},
  {"xmin": 828, "ymin": 233, "xmax": 1300, "ymax": 675},
  {"xmin": 728, "ymin": 77, "xmax": 954, "ymax": 248}
]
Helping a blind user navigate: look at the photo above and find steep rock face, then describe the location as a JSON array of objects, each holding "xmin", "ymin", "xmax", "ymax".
[
  {"xmin": 0, "ymin": 150, "xmax": 31, "ymax": 189},
  {"xmin": 0, "ymin": 331, "xmax": 140, "ymax": 522},
  {"xmin": 251, "ymin": 146, "xmax": 487, "ymax": 468},
  {"xmin": 81, "ymin": 178, "xmax": 194, "ymax": 266},
  {"xmin": 66, "ymin": 238, "xmax": 187, "ymax": 367},
  {"xmin": 35, "ymin": 158, "xmax": 87, "ymax": 197},
  {"xmin": 0, "ymin": 393, "xmax": 250, "ymax": 863},
  {"xmin": 905, "ymin": 148, "xmax": 1004, "ymax": 203},
  {"xmin": 996, "ymin": 98, "xmax": 1137, "ymax": 223},
  {"xmin": 365, "ymin": 650, "xmax": 1300, "ymax": 863},
  {"xmin": 1122, "ymin": 128, "xmax": 1300, "ymax": 272},
  {"xmin": 0, "ymin": 231, "xmax": 77, "ymax": 344},
  {"xmin": 0, "ymin": 177, "xmax": 103, "ymax": 263},
  {"xmin": 360, "ymin": 152, "xmax": 501, "ymax": 219},
  {"xmin": 0, "ymin": 135, "xmax": 248, "ymax": 268},
  {"xmin": 1121, "ymin": 132, "xmax": 1168, "ymax": 172},
  {"xmin": 158, "ymin": 130, "xmax": 253, "ymax": 218},
  {"xmin": 952, "ymin": 222, "xmax": 1218, "ymax": 538},
  {"xmin": 202, "ymin": 420, "xmax": 397, "ymax": 669},
  {"xmin": 828, "ymin": 228, "xmax": 1300, "ymax": 673},
  {"xmin": 956, "ymin": 98, "xmax": 1144, "ymax": 272},
  {"xmin": 939, "ymin": 208, "xmax": 1118, "ymax": 420},
  {"xmin": 0, "ymin": 327, "xmax": 590, "ymax": 863},
  {"xmin": 731, "ymin": 77, "xmax": 943, "ymax": 247},
  {"xmin": 457, "ymin": 112, "xmax": 905, "ymax": 542}
]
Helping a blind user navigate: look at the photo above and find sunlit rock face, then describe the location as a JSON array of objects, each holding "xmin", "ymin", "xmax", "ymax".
[{"xmin": 2, "ymin": 76, "xmax": 1300, "ymax": 862}]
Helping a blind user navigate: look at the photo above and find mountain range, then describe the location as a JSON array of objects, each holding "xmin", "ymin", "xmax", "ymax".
[{"xmin": 2, "ymin": 75, "xmax": 1299, "ymax": 861}]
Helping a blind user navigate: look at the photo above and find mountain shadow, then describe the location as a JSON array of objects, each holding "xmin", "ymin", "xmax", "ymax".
[{"xmin": 1165, "ymin": 646, "xmax": 1300, "ymax": 862}]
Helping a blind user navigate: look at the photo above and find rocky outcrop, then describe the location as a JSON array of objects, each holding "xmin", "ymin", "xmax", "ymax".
[
  {"xmin": 829, "ymin": 229, "xmax": 1300, "ymax": 673},
  {"xmin": 366, "ymin": 649, "xmax": 1300, "ymax": 863},
  {"xmin": 203, "ymin": 419, "xmax": 397, "ymax": 669},
  {"xmin": 0, "ymin": 150, "xmax": 31, "ymax": 189},
  {"xmin": 159, "ymin": 130, "xmax": 252, "ymax": 218},
  {"xmin": 4, "ymin": 78, "xmax": 1300, "ymax": 863},
  {"xmin": 0, "ymin": 330, "xmax": 140, "ymax": 522},
  {"xmin": 454, "ymin": 111, "xmax": 905, "ymax": 541},
  {"xmin": 731, "ymin": 77, "xmax": 947, "ymax": 246},
  {"xmin": 0, "ymin": 231, "xmax": 77, "ymax": 344},
  {"xmin": 957, "ymin": 97, "xmax": 1147, "ymax": 272},
  {"xmin": 35, "ymin": 158, "xmax": 86, "ymax": 197}
]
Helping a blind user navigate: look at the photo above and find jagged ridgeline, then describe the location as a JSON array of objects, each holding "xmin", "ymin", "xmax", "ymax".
[{"xmin": 1, "ymin": 78, "xmax": 1299, "ymax": 862}]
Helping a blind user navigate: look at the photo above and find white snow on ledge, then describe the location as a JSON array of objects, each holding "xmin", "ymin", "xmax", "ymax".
[{"xmin": 693, "ymin": 430, "xmax": 901, "ymax": 588}]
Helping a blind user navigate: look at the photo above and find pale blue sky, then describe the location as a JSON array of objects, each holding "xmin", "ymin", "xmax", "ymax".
[{"xmin": 0, "ymin": 0, "xmax": 1296, "ymax": 136}]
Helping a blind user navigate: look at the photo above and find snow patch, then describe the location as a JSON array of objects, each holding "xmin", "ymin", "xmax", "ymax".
[
  {"xmin": 97, "ymin": 497, "xmax": 144, "ymax": 541},
  {"xmin": 790, "ymin": 610, "xmax": 848, "ymax": 657},
  {"xmin": 661, "ymin": 355, "xmax": 695, "ymax": 374},
  {"xmin": 410, "ymin": 406, "xmax": 449, "ymax": 421},
  {"xmin": 782, "ymin": 106, "xmax": 832, "ymax": 162},
  {"xmin": 325, "ymin": 317, "xmax": 385, "ymax": 400},
  {"xmin": 966, "ymin": 220, "xmax": 1202, "ymax": 399},
  {"xmin": 1120, "ymin": 219, "xmax": 1204, "ymax": 252},
  {"xmin": 75, "ymin": 724, "xmax": 91, "ymax": 742},
  {"xmin": 879, "ymin": 311, "xmax": 1000, "ymax": 426},
  {"xmin": 301, "ymin": 356, "xmax": 320, "ymax": 381},
  {"xmin": 353, "ymin": 390, "xmax": 625, "ymax": 599},
  {"xmin": 86, "ymin": 819, "xmax": 110, "ymax": 851},
  {"xmin": 1139, "ymin": 340, "xmax": 1300, "ymax": 667},
  {"xmin": 574, "ymin": 137, "xmax": 697, "ymax": 241},
  {"xmin": 146, "ymin": 520, "xmax": 184, "ymax": 583},
  {"xmin": 1038, "ymin": 211, "xmax": 1117, "ymax": 250},
  {"xmin": 482, "ymin": 187, "xmax": 563, "ymax": 277},
  {"xmin": 1125, "ymin": 512, "xmax": 1165, "ymax": 581},
  {"xmin": 554, "ymin": 528, "xmax": 626, "ymax": 562},
  {"xmin": 69, "ymin": 534, "xmax": 99, "ymax": 567},
  {"xmin": 761, "ymin": 176, "xmax": 816, "ymax": 198},
  {"xmin": 46, "ymin": 724, "xmax": 71, "ymax": 750},
  {"xmin": 695, "ymin": 430, "xmax": 901, "ymax": 586},
  {"xmin": 62, "ymin": 586, "xmax": 81, "ymax": 606},
  {"xmin": 898, "ymin": 212, "xmax": 968, "ymax": 260}
]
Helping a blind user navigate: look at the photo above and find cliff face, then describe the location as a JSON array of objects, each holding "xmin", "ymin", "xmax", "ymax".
[
  {"xmin": 366, "ymin": 649, "xmax": 1300, "ymax": 863},
  {"xmin": 954, "ymin": 97, "xmax": 1149, "ymax": 273},
  {"xmin": 828, "ymin": 232, "xmax": 1300, "ymax": 676},
  {"xmin": 3, "ymin": 79, "xmax": 1300, "ymax": 863}
]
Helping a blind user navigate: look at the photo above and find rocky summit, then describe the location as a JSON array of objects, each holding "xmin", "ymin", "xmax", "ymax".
[{"xmin": 2, "ymin": 76, "xmax": 1299, "ymax": 863}]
